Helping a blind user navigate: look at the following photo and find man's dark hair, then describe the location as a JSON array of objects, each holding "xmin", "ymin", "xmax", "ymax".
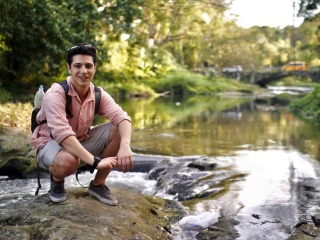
[{"xmin": 67, "ymin": 43, "xmax": 97, "ymax": 65}]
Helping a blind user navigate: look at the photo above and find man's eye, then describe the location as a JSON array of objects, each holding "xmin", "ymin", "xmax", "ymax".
[
  {"xmin": 74, "ymin": 65, "xmax": 81, "ymax": 69},
  {"xmin": 85, "ymin": 64, "xmax": 93, "ymax": 69}
]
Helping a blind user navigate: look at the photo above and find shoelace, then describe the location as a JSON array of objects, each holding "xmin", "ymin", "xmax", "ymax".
[
  {"xmin": 104, "ymin": 186, "xmax": 111, "ymax": 194},
  {"xmin": 53, "ymin": 184, "xmax": 65, "ymax": 193}
]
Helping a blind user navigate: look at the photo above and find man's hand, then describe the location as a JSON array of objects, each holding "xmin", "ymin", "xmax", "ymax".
[
  {"xmin": 117, "ymin": 143, "xmax": 133, "ymax": 173},
  {"xmin": 97, "ymin": 157, "xmax": 118, "ymax": 170}
]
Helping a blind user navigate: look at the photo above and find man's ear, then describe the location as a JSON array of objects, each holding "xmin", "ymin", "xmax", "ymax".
[{"xmin": 67, "ymin": 64, "xmax": 71, "ymax": 73}]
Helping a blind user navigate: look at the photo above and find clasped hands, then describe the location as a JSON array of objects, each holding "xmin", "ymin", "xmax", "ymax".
[{"xmin": 96, "ymin": 153, "xmax": 133, "ymax": 173}]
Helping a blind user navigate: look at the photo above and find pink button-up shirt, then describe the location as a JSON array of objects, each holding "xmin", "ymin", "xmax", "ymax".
[{"xmin": 31, "ymin": 77, "xmax": 131, "ymax": 155}]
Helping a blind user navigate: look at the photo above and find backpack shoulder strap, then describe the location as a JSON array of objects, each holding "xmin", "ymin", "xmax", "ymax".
[
  {"xmin": 94, "ymin": 86, "xmax": 101, "ymax": 115},
  {"xmin": 59, "ymin": 81, "xmax": 100, "ymax": 117},
  {"xmin": 60, "ymin": 80, "xmax": 73, "ymax": 118}
]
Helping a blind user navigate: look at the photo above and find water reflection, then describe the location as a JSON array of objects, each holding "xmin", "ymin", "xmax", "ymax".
[
  {"xmin": 96, "ymin": 95, "xmax": 320, "ymax": 161},
  {"xmin": 233, "ymin": 149, "xmax": 320, "ymax": 239}
]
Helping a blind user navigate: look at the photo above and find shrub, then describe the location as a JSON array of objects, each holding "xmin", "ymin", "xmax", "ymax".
[
  {"xmin": 96, "ymin": 82, "xmax": 157, "ymax": 99},
  {"xmin": 289, "ymin": 86, "xmax": 320, "ymax": 121},
  {"xmin": 153, "ymin": 69, "xmax": 213, "ymax": 95},
  {"xmin": 0, "ymin": 89, "xmax": 12, "ymax": 103}
]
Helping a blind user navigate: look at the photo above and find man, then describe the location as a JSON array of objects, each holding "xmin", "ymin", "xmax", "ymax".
[{"xmin": 31, "ymin": 43, "xmax": 133, "ymax": 205}]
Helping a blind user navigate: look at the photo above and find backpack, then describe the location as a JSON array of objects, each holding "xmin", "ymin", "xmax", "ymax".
[
  {"xmin": 31, "ymin": 80, "xmax": 101, "ymax": 133},
  {"xmin": 32, "ymin": 80, "xmax": 101, "ymax": 195}
]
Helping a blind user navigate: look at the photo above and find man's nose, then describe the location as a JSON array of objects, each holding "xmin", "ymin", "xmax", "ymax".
[{"xmin": 80, "ymin": 66, "xmax": 87, "ymax": 73}]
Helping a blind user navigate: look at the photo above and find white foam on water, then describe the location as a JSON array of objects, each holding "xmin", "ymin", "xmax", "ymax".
[
  {"xmin": 0, "ymin": 171, "xmax": 159, "ymax": 206},
  {"xmin": 179, "ymin": 211, "xmax": 219, "ymax": 230},
  {"xmin": 172, "ymin": 211, "xmax": 220, "ymax": 240}
]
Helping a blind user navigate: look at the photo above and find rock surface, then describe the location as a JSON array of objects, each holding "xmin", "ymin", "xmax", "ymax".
[
  {"xmin": 0, "ymin": 127, "xmax": 35, "ymax": 176},
  {"xmin": 0, "ymin": 187, "xmax": 186, "ymax": 240}
]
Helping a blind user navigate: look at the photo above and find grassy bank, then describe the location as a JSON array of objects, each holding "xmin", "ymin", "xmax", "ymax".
[
  {"xmin": 289, "ymin": 86, "xmax": 320, "ymax": 122},
  {"xmin": 96, "ymin": 69, "xmax": 262, "ymax": 98}
]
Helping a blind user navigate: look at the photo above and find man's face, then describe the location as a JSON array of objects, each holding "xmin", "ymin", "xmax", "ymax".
[{"xmin": 67, "ymin": 54, "xmax": 96, "ymax": 89}]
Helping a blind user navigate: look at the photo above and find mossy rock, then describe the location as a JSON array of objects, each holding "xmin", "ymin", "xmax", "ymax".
[{"xmin": 0, "ymin": 156, "xmax": 36, "ymax": 176}]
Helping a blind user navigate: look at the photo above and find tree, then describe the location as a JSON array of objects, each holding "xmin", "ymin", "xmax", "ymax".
[
  {"xmin": 0, "ymin": 0, "xmax": 143, "ymax": 88},
  {"xmin": 298, "ymin": 0, "xmax": 320, "ymax": 57},
  {"xmin": 298, "ymin": 0, "xmax": 320, "ymax": 18}
]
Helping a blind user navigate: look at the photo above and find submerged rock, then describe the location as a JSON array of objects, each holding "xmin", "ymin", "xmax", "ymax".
[
  {"xmin": 287, "ymin": 223, "xmax": 320, "ymax": 239},
  {"xmin": 196, "ymin": 217, "xmax": 240, "ymax": 240},
  {"xmin": 0, "ymin": 187, "xmax": 186, "ymax": 240}
]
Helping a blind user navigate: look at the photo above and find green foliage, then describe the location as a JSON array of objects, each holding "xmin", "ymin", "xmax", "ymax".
[
  {"xmin": 0, "ymin": 88, "xmax": 12, "ymax": 103},
  {"xmin": 298, "ymin": 0, "xmax": 320, "ymax": 18},
  {"xmin": 0, "ymin": 0, "xmax": 69, "ymax": 86},
  {"xmin": 144, "ymin": 47, "xmax": 178, "ymax": 76},
  {"xmin": 153, "ymin": 69, "xmax": 213, "ymax": 95},
  {"xmin": 269, "ymin": 75, "xmax": 317, "ymax": 87},
  {"xmin": 209, "ymin": 77, "xmax": 256, "ymax": 93},
  {"xmin": 152, "ymin": 69, "xmax": 258, "ymax": 96},
  {"xmin": 289, "ymin": 86, "xmax": 320, "ymax": 121},
  {"xmin": 0, "ymin": 0, "xmax": 143, "ymax": 88},
  {"xmin": 98, "ymin": 40, "xmax": 177, "ymax": 85},
  {"xmin": 95, "ymin": 81, "xmax": 157, "ymax": 99}
]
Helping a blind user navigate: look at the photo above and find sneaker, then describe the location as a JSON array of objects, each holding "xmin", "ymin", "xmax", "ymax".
[
  {"xmin": 88, "ymin": 181, "xmax": 118, "ymax": 206},
  {"xmin": 49, "ymin": 175, "xmax": 66, "ymax": 203}
]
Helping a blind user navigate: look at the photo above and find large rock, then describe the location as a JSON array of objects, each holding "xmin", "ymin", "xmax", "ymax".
[
  {"xmin": 0, "ymin": 187, "xmax": 186, "ymax": 240},
  {"xmin": 196, "ymin": 217, "xmax": 240, "ymax": 240},
  {"xmin": 0, "ymin": 128, "xmax": 35, "ymax": 176}
]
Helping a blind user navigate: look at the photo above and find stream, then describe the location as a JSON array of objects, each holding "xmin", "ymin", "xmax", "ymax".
[{"xmin": 1, "ymin": 86, "xmax": 320, "ymax": 239}]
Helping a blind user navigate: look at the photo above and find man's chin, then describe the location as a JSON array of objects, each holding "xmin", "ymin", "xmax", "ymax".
[{"xmin": 72, "ymin": 79, "xmax": 91, "ymax": 89}]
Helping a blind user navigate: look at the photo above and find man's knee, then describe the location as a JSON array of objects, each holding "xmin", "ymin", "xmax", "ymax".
[{"xmin": 51, "ymin": 151, "xmax": 79, "ymax": 176}]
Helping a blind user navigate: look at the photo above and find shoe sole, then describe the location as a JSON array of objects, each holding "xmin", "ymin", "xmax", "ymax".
[
  {"xmin": 49, "ymin": 194, "xmax": 67, "ymax": 203},
  {"xmin": 88, "ymin": 189, "xmax": 118, "ymax": 206}
]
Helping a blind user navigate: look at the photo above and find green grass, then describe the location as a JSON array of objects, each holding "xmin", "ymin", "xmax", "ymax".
[
  {"xmin": 152, "ymin": 69, "xmax": 258, "ymax": 96},
  {"xmin": 270, "ymin": 75, "xmax": 317, "ymax": 87},
  {"xmin": 95, "ymin": 81, "xmax": 158, "ymax": 99},
  {"xmin": 289, "ymin": 86, "xmax": 320, "ymax": 122}
]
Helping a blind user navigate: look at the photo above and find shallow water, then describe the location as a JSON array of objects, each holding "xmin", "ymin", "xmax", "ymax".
[
  {"xmin": 233, "ymin": 148, "xmax": 320, "ymax": 239},
  {"xmin": 0, "ymin": 171, "xmax": 157, "ymax": 206}
]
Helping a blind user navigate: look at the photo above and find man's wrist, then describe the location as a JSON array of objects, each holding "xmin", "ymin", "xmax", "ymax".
[
  {"xmin": 121, "ymin": 141, "xmax": 130, "ymax": 145},
  {"xmin": 90, "ymin": 156, "xmax": 101, "ymax": 173}
]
